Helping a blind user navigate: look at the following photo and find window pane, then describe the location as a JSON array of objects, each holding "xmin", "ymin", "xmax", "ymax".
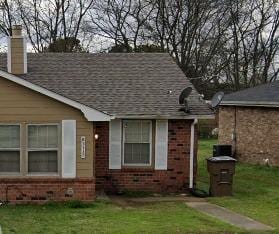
[
  {"xmin": 0, "ymin": 151, "xmax": 20, "ymax": 173},
  {"xmin": 124, "ymin": 143, "xmax": 150, "ymax": 165},
  {"xmin": 28, "ymin": 125, "xmax": 58, "ymax": 148},
  {"xmin": 38, "ymin": 126, "xmax": 48, "ymax": 148},
  {"xmin": 124, "ymin": 121, "xmax": 141, "ymax": 142},
  {"xmin": 141, "ymin": 122, "xmax": 151, "ymax": 142},
  {"xmin": 48, "ymin": 126, "xmax": 58, "ymax": 148},
  {"xmin": 28, "ymin": 125, "xmax": 37, "ymax": 148},
  {"xmin": 124, "ymin": 121, "xmax": 151, "ymax": 143},
  {"xmin": 140, "ymin": 143, "xmax": 150, "ymax": 164},
  {"xmin": 124, "ymin": 143, "xmax": 133, "ymax": 163},
  {"xmin": 28, "ymin": 151, "xmax": 58, "ymax": 173},
  {"xmin": 0, "ymin": 125, "xmax": 20, "ymax": 148}
]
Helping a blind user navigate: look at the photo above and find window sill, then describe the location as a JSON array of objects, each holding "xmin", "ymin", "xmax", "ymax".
[
  {"xmin": 0, "ymin": 174, "xmax": 60, "ymax": 178},
  {"xmin": 121, "ymin": 167, "xmax": 154, "ymax": 172},
  {"xmin": 0, "ymin": 173, "xmax": 21, "ymax": 177},
  {"xmin": 26, "ymin": 173, "xmax": 60, "ymax": 177}
]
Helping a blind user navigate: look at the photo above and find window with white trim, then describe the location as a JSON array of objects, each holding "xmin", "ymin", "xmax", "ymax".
[
  {"xmin": 0, "ymin": 125, "xmax": 20, "ymax": 173},
  {"xmin": 123, "ymin": 120, "xmax": 152, "ymax": 166},
  {"xmin": 27, "ymin": 124, "xmax": 59, "ymax": 174}
]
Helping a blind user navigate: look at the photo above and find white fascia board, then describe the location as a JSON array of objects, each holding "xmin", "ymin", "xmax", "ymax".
[
  {"xmin": 0, "ymin": 69, "xmax": 112, "ymax": 121},
  {"xmin": 82, "ymin": 106, "xmax": 112, "ymax": 121},
  {"xmin": 115, "ymin": 114, "xmax": 215, "ymax": 120},
  {"xmin": 23, "ymin": 38, "xmax": 27, "ymax": 74},
  {"xmin": 7, "ymin": 38, "xmax": 11, "ymax": 73},
  {"xmin": 221, "ymin": 101, "xmax": 279, "ymax": 108}
]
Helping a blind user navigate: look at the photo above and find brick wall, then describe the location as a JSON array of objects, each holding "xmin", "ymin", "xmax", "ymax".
[
  {"xmin": 219, "ymin": 106, "xmax": 279, "ymax": 166},
  {"xmin": 94, "ymin": 120, "xmax": 197, "ymax": 193},
  {"xmin": 0, "ymin": 178, "xmax": 95, "ymax": 204}
]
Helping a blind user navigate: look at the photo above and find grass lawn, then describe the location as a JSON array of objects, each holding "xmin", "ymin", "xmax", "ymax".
[
  {"xmin": 0, "ymin": 200, "xmax": 240, "ymax": 233},
  {"xmin": 197, "ymin": 139, "xmax": 279, "ymax": 232},
  {"xmin": 0, "ymin": 139, "xmax": 278, "ymax": 233}
]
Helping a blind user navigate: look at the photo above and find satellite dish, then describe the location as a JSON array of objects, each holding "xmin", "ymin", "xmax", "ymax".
[
  {"xmin": 179, "ymin": 87, "xmax": 192, "ymax": 105},
  {"xmin": 179, "ymin": 87, "xmax": 192, "ymax": 113},
  {"xmin": 211, "ymin": 91, "xmax": 224, "ymax": 108}
]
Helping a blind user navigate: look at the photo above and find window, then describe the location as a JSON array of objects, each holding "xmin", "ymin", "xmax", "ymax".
[
  {"xmin": 27, "ymin": 125, "xmax": 59, "ymax": 174},
  {"xmin": 0, "ymin": 125, "xmax": 20, "ymax": 173},
  {"xmin": 123, "ymin": 120, "xmax": 152, "ymax": 166}
]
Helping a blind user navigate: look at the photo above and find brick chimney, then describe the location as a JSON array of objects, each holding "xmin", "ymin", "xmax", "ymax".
[{"xmin": 7, "ymin": 25, "xmax": 27, "ymax": 74}]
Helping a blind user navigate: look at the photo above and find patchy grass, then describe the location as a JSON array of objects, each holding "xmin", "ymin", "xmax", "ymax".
[
  {"xmin": 197, "ymin": 139, "xmax": 279, "ymax": 232},
  {"xmin": 0, "ymin": 201, "xmax": 240, "ymax": 233}
]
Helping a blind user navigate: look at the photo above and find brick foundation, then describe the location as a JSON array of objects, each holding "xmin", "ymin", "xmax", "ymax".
[
  {"xmin": 219, "ymin": 106, "xmax": 279, "ymax": 166},
  {"xmin": 94, "ymin": 120, "xmax": 197, "ymax": 193},
  {"xmin": 0, "ymin": 178, "xmax": 95, "ymax": 204}
]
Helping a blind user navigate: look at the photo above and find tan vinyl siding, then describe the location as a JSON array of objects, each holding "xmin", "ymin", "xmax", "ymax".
[
  {"xmin": 0, "ymin": 77, "xmax": 93, "ymax": 177},
  {"xmin": 10, "ymin": 38, "xmax": 25, "ymax": 74}
]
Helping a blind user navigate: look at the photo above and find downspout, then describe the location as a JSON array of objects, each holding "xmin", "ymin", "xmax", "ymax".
[
  {"xmin": 232, "ymin": 106, "xmax": 237, "ymax": 157},
  {"xmin": 189, "ymin": 119, "xmax": 198, "ymax": 189}
]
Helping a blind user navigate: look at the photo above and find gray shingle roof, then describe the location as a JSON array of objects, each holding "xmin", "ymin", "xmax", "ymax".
[
  {"xmin": 0, "ymin": 53, "xmax": 212, "ymax": 118},
  {"xmin": 222, "ymin": 81, "xmax": 279, "ymax": 106}
]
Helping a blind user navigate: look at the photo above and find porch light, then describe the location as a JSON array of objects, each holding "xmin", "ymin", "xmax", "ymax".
[{"xmin": 94, "ymin": 134, "xmax": 99, "ymax": 140}]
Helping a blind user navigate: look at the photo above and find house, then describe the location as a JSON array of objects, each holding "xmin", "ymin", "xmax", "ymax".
[
  {"xmin": 218, "ymin": 82, "xmax": 279, "ymax": 166},
  {"xmin": 0, "ymin": 25, "xmax": 213, "ymax": 203}
]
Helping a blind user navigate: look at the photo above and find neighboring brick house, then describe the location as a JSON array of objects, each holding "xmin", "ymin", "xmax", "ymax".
[
  {"xmin": 219, "ymin": 82, "xmax": 279, "ymax": 166},
  {"xmin": 0, "ymin": 26, "xmax": 213, "ymax": 203}
]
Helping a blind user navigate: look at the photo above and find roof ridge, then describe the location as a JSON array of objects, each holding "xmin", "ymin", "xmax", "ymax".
[{"xmin": 225, "ymin": 81, "xmax": 279, "ymax": 97}]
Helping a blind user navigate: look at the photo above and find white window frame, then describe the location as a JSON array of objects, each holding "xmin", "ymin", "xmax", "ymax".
[
  {"xmin": 26, "ymin": 123, "xmax": 60, "ymax": 176},
  {"xmin": 0, "ymin": 123, "xmax": 21, "ymax": 176},
  {"xmin": 122, "ymin": 120, "xmax": 152, "ymax": 167}
]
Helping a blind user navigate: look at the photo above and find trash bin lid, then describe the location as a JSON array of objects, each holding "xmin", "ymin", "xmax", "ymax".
[{"xmin": 207, "ymin": 156, "xmax": 237, "ymax": 162}]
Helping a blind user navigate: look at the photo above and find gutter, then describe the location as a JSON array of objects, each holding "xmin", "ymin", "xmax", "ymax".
[
  {"xmin": 115, "ymin": 114, "xmax": 215, "ymax": 120},
  {"xmin": 189, "ymin": 119, "xmax": 198, "ymax": 189},
  {"xmin": 221, "ymin": 101, "xmax": 279, "ymax": 108}
]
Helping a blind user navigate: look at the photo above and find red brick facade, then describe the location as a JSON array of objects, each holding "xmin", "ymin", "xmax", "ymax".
[
  {"xmin": 0, "ymin": 178, "xmax": 95, "ymax": 204},
  {"xmin": 0, "ymin": 119, "xmax": 197, "ymax": 203},
  {"xmin": 94, "ymin": 120, "xmax": 197, "ymax": 193}
]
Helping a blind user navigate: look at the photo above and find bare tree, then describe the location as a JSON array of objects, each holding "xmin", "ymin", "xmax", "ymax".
[
  {"xmin": 223, "ymin": 0, "xmax": 279, "ymax": 90},
  {"xmin": 14, "ymin": 0, "xmax": 94, "ymax": 52},
  {"xmin": 0, "ymin": 0, "xmax": 16, "ymax": 36},
  {"xmin": 88, "ymin": 0, "xmax": 155, "ymax": 52},
  {"xmin": 1, "ymin": 0, "xmax": 278, "ymax": 94},
  {"xmin": 151, "ymin": 0, "xmax": 232, "ymax": 91}
]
